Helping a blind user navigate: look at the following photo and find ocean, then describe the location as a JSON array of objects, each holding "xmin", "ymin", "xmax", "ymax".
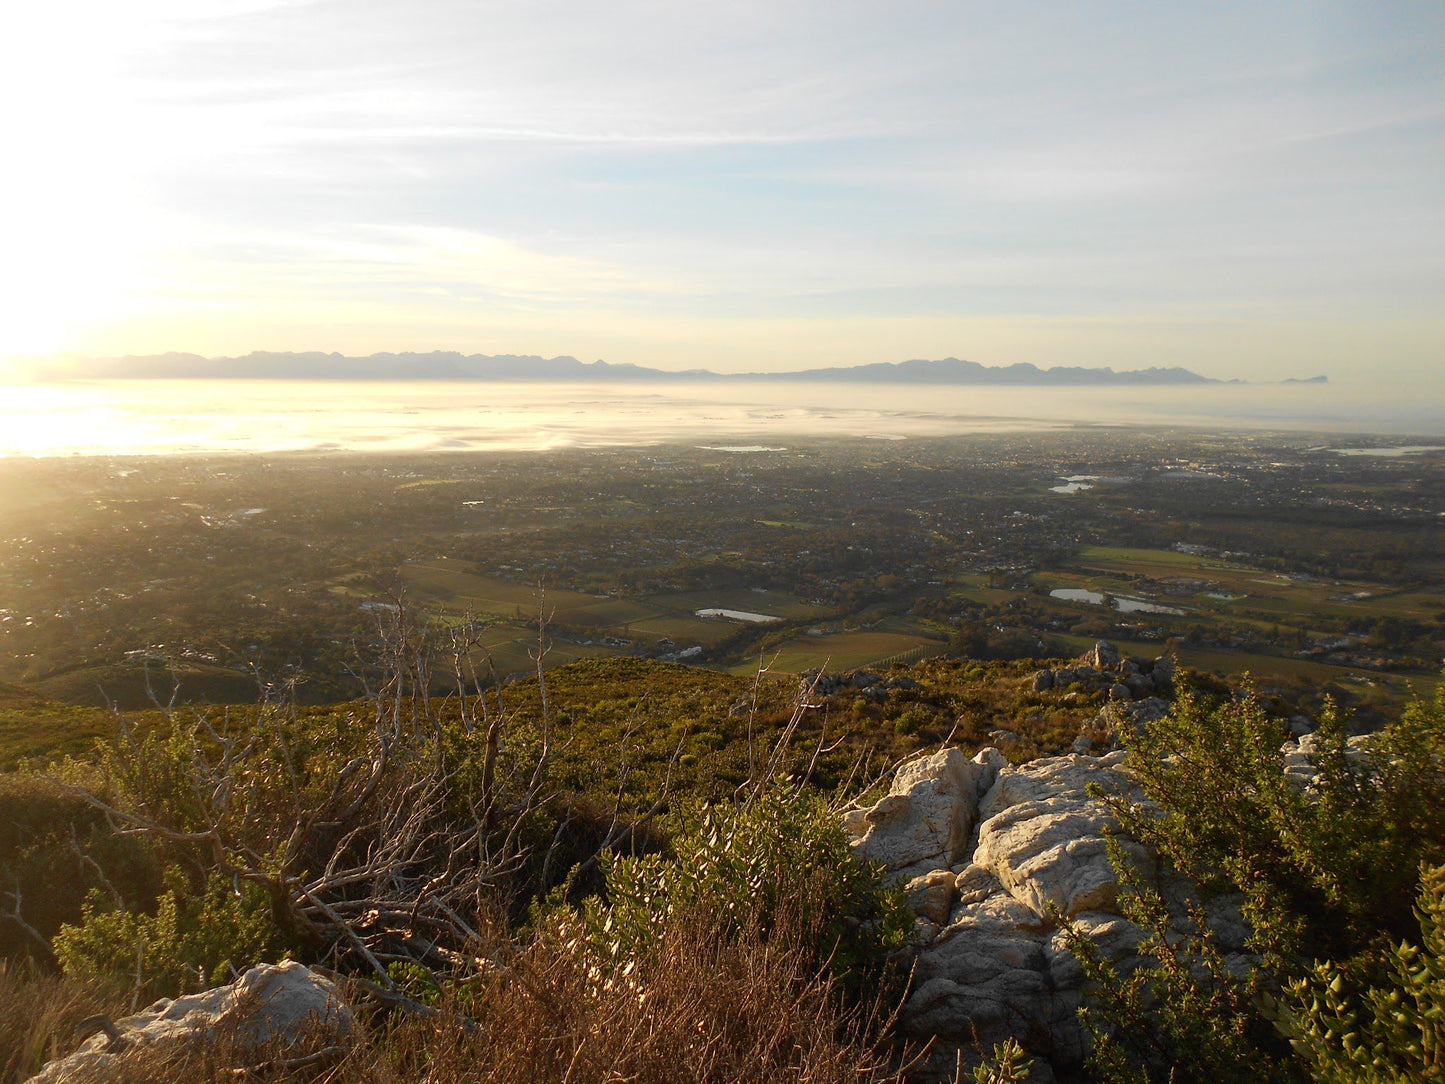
[{"xmin": 0, "ymin": 378, "xmax": 1439, "ymax": 457}]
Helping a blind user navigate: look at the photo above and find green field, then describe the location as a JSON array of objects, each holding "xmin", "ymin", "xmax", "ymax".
[
  {"xmin": 1062, "ymin": 546, "xmax": 1443, "ymax": 625},
  {"xmin": 1054, "ymin": 633, "xmax": 1440, "ymax": 705},
  {"xmin": 403, "ymin": 562, "xmax": 608, "ymax": 618},
  {"xmin": 731, "ymin": 630, "xmax": 947, "ymax": 675},
  {"xmin": 398, "ymin": 562, "xmax": 832, "ymax": 659}
]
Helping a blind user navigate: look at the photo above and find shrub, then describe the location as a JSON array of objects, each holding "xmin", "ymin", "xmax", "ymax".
[
  {"xmin": 972, "ymin": 1039, "xmax": 1035, "ymax": 1083},
  {"xmin": 1106, "ymin": 683, "xmax": 1445, "ymax": 971},
  {"xmin": 1284, "ymin": 862, "xmax": 1445, "ymax": 1084},
  {"xmin": 1071, "ymin": 679, "xmax": 1445, "ymax": 1083},
  {"xmin": 53, "ymin": 868, "xmax": 280, "ymax": 1000},
  {"xmin": 0, "ymin": 773, "xmax": 161, "ymax": 963},
  {"xmin": 551, "ymin": 784, "xmax": 911, "ymax": 989},
  {"xmin": 1063, "ymin": 835, "xmax": 1298, "ymax": 1084}
]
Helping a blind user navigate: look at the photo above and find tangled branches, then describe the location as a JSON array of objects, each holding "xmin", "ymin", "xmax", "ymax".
[{"xmin": 50, "ymin": 603, "xmax": 564, "ymax": 987}]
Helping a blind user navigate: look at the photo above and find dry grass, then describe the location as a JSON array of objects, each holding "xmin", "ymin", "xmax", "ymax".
[
  {"xmin": 3, "ymin": 904, "xmax": 930, "ymax": 1084},
  {"xmin": 0, "ymin": 963, "xmax": 122, "ymax": 1083}
]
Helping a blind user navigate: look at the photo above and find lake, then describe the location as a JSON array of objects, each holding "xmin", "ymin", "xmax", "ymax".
[{"xmin": 0, "ymin": 377, "xmax": 1439, "ymax": 457}]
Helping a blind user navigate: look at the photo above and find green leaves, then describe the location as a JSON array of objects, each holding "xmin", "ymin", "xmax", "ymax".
[
  {"xmin": 1284, "ymin": 863, "xmax": 1445, "ymax": 1084},
  {"xmin": 547, "ymin": 784, "xmax": 910, "ymax": 993},
  {"xmin": 53, "ymin": 868, "xmax": 280, "ymax": 1000},
  {"xmin": 1075, "ymin": 676, "xmax": 1445, "ymax": 1083}
]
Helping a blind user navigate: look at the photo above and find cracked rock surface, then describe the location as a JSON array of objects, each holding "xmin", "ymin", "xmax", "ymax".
[{"xmin": 847, "ymin": 747, "xmax": 1179, "ymax": 1076}]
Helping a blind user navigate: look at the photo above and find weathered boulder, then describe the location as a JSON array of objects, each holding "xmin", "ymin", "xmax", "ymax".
[
  {"xmin": 973, "ymin": 753, "xmax": 1145, "ymax": 919},
  {"xmin": 1032, "ymin": 669, "xmax": 1054, "ymax": 692},
  {"xmin": 851, "ymin": 748, "xmax": 1163, "ymax": 1074},
  {"xmin": 845, "ymin": 747, "xmax": 1006, "ymax": 881},
  {"xmin": 1150, "ymin": 655, "xmax": 1175, "ymax": 693},
  {"xmin": 1086, "ymin": 640, "xmax": 1122, "ymax": 670},
  {"xmin": 1124, "ymin": 673, "xmax": 1153, "ymax": 699},
  {"xmin": 28, "ymin": 962, "xmax": 352, "ymax": 1084},
  {"xmin": 906, "ymin": 869, "xmax": 959, "ymax": 925}
]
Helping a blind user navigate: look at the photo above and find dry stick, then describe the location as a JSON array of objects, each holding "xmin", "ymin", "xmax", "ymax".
[
  {"xmin": 49, "ymin": 603, "xmax": 541, "ymax": 989},
  {"xmin": 314, "ymin": 967, "xmax": 480, "ymax": 1031},
  {"xmin": 1, "ymin": 876, "xmax": 52, "ymax": 955},
  {"xmin": 75, "ymin": 1014, "xmax": 128, "ymax": 1052},
  {"xmin": 70, "ymin": 827, "xmax": 126, "ymax": 908},
  {"xmin": 228, "ymin": 1046, "xmax": 345, "ymax": 1077}
]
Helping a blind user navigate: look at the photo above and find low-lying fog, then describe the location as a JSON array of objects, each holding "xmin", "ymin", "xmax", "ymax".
[{"xmin": 0, "ymin": 378, "xmax": 1438, "ymax": 457}]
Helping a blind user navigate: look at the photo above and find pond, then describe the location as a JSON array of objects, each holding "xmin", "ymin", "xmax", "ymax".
[
  {"xmin": 695, "ymin": 608, "xmax": 781, "ymax": 623},
  {"xmin": 1050, "ymin": 588, "xmax": 1185, "ymax": 615},
  {"xmin": 1113, "ymin": 596, "xmax": 1185, "ymax": 615},
  {"xmin": 1050, "ymin": 588, "xmax": 1105, "ymax": 604}
]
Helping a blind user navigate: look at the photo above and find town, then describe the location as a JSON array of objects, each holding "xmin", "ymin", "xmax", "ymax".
[{"xmin": 2, "ymin": 428, "xmax": 1439, "ymax": 722}]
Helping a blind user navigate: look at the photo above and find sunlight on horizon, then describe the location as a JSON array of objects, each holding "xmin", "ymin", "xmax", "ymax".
[
  {"xmin": 0, "ymin": 3, "xmax": 1439, "ymax": 379},
  {"xmin": 0, "ymin": 378, "xmax": 1440, "ymax": 459}
]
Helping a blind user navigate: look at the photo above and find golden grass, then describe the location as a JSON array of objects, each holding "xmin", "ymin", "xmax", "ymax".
[{"xmin": 2, "ymin": 903, "xmax": 930, "ymax": 1084}]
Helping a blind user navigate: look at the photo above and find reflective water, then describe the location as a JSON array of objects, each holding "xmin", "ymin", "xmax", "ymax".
[
  {"xmin": 1051, "ymin": 588, "xmax": 1106, "ymax": 605},
  {"xmin": 0, "ymin": 378, "xmax": 1437, "ymax": 457},
  {"xmin": 694, "ymin": 608, "xmax": 780, "ymax": 623}
]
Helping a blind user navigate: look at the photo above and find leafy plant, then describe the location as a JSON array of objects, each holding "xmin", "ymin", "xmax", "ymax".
[
  {"xmin": 1285, "ymin": 862, "xmax": 1445, "ymax": 1083},
  {"xmin": 52, "ymin": 868, "xmax": 280, "ymax": 1000},
  {"xmin": 551, "ymin": 784, "xmax": 911, "ymax": 987},
  {"xmin": 1062, "ymin": 835, "xmax": 1298, "ymax": 1084},
  {"xmin": 1071, "ymin": 679, "xmax": 1445, "ymax": 1082},
  {"xmin": 1107, "ymin": 682, "xmax": 1445, "ymax": 970},
  {"xmin": 971, "ymin": 1038, "xmax": 1034, "ymax": 1083}
]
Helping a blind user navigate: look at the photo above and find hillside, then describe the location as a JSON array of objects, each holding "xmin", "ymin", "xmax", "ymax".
[
  {"xmin": 0, "ymin": 681, "xmax": 119, "ymax": 768},
  {"xmin": 1, "ymin": 647, "xmax": 1440, "ymax": 1084}
]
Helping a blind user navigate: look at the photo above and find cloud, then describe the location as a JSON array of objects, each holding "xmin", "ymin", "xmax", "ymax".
[{"xmin": 3, "ymin": 1, "xmax": 1442, "ymax": 378}]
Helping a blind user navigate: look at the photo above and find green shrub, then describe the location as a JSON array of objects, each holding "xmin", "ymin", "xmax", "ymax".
[
  {"xmin": 972, "ymin": 1038, "xmax": 1035, "ymax": 1083},
  {"xmin": 53, "ymin": 868, "xmax": 280, "ymax": 999},
  {"xmin": 1073, "ymin": 680, "xmax": 1445, "ymax": 1083},
  {"xmin": 552, "ymin": 784, "xmax": 910, "ymax": 987},
  {"xmin": 0, "ymin": 773, "xmax": 161, "ymax": 962},
  {"xmin": 1064, "ymin": 836, "xmax": 1298, "ymax": 1084},
  {"xmin": 1284, "ymin": 862, "xmax": 1445, "ymax": 1084},
  {"xmin": 1108, "ymin": 683, "xmax": 1445, "ymax": 970}
]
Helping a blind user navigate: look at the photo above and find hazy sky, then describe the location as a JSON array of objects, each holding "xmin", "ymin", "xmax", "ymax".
[{"xmin": 3, "ymin": 1, "xmax": 1442, "ymax": 379}]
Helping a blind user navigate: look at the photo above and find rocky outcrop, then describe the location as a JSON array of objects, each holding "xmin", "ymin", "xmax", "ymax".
[
  {"xmin": 1042, "ymin": 641, "xmax": 1174, "ymax": 703},
  {"xmin": 1280, "ymin": 729, "xmax": 1375, "ymax": 790},
  {"xmin": 804, "ymin": 668, "xmax": 922, "ymax": 701},
  {"xmin": 1034, "ymin": 641, "xmax": 1178, "ymax": 755},
  {"xmin": 28, "ymin": 963, "xmax": 352, "ymax": 1083},
  {"xmin": 847, "ymin": 746, "xmax": 1195, "ymax": 1076},
  {"xmin": 844, "ymin": 747, "xmax": 1007, "ymax": 882}
]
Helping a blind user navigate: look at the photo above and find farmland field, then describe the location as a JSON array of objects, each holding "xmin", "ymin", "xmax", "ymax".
[{"xmin": 731, "ymin": 630, "xmax": 948, "ymax": 675}]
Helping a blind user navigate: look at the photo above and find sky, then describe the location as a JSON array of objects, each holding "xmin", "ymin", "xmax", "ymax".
[{"xmin": 1, "ymin": 1, "xmax": 1442, "ymax": 380}]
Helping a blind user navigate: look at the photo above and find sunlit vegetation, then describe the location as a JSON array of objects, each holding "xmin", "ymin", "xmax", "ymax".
[{"xmin": 0, "ymin": 435, "xmax": 1438, "ymax": 717}]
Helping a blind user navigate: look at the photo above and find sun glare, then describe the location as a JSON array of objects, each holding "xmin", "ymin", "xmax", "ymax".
[{"xmin": 0, "ymin": 3, "xmax": 187, "ymax": 356}]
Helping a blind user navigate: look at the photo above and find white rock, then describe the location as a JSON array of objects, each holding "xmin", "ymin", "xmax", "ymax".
[
  {"xmin": 849, "ymin": 747, "xmax": 1003, "ymax": 878},
  {"xmin": 906, "ymin": 869, "xmax": 958, "ymax": 925},
  {"xmin": 28, "ymin": 962, "xmax": 352, "ymax": 1084}
]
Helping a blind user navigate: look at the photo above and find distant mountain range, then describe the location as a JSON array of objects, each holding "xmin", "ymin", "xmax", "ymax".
[{"xmin": 16, "ymin": 352, "xmax": 1327, "ymax": 386}]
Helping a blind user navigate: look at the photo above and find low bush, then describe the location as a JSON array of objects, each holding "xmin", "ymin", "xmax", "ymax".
[
  {"xmin": 1073, "ymin": 680, "xmax": 1445, "ymax": 1083},
  {"xmin": 53, "ymin": 869, "xmax": 280, "ymax": 1001},
  {"xmin": 0, "ymin": 773, "xmax": 161, "ymax": 963},
  {"xmin": 1285, "ymin": 862, "xmax": 1445, "ymax": 1084},
  {"xmin": 548, "ymin": 783, "xmax": 912, "ymax": 992}
]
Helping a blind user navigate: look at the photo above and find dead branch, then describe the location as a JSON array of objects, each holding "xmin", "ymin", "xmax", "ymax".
[
  {"xmin": 46, "ymin": 597, "xmax": 575, "ymax": 988},
  {"xmin": 2, "ymin": 874, "xmax": 53, "ymax": 957}
]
